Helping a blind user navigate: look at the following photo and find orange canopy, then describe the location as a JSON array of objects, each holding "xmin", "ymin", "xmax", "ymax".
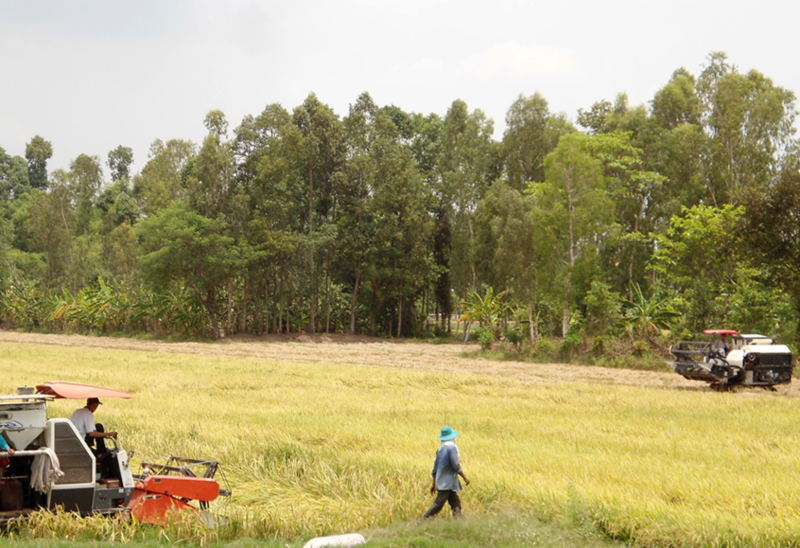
[{"xmin": 36, "ymin": 381, "xmax": 133, "ymax": 400}]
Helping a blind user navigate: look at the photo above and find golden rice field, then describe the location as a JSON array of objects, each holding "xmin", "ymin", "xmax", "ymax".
[{"xmin": 1, "ymin": 332, "xmax": 800, "ymax": 547}]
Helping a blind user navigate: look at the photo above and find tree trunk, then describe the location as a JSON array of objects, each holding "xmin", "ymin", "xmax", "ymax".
[
  {"xmin": 205, "ymin": 290, "xmax": 220, "ymax": 339},
  {"xmin": 370, "ymin": 280, "xmax": 378, "ymax": 336},
  {"xmin": 308, "ymin": 165, "xmax": 316, "ymax": 334},
  {"xmin": 350, "ymin": 274, "xmax": 360, "ymax": 334},
  {"xmin": 325, "ymin": 270, "xmax": 331, "ymax": 333},
  {"xmin": 397, "ymin": 296, "xmax": 403, "ymax": 338},
  {"xmin": 226, "ymin": 277, "xmax": 233, "ymax": 336},
  {"xmin": 240, "ymin": 279, "xmax": 247, "ymax": 334},
  {"xmin": 528, "ymin": 304, "xmax": 536, "ymax": 347}
]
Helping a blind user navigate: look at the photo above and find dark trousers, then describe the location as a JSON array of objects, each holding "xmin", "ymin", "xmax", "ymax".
[
  {"xmin": 84, "ymin": 423, "xmax": 108, "ymax": 454},
  {"xmin": 84, "ymin": 424, "xmax": 113, "ymax": 478},
  {"xmin": 423, "ymin": 490, "xmax": 462, "ymax": 519}
]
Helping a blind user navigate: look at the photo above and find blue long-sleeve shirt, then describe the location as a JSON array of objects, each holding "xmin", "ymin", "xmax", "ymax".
[
  {"xmin": 0, "ymin": 435, "xmax": 9, "ymax": 451},
  {"xmin": 431, "ymin": 441, "xmax": 463, "ymax": 491}
]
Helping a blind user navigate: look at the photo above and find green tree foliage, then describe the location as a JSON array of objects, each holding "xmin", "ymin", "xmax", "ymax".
[
  {"xmin": 533, "ymin": 133, "xmax": 615, "ymax": 334},
  {"xmin": 138, "ymin": 204, "xmax": 239, "ymax": 339},
  {"xmin": 69, "ymin": 154, "xmax": 104, "ymax": 235},
  {"xmin": 440, "ymin": 100, "xmax": 495, "ymax": 301},
  {"xmin": 292, "ymin": 94, "xmax": 345, "ymax": 333},
  {"xmin": 651, "ymin": 68, "xmax": 701, "ymax": 130},
  {"xmin": 697, "ymin": 52, "xmax": 797, "ymax": 205},
  {"xmin": 107, "ymin": 145, "xmax": 134, "ymax": 182},
  {"xmin": 2, "ymin": 52, "xmax": 799, "ymax": 347},
  {"xmin": 745, "ymin": 163, "xmax": 800, "ymax": 339},
  {"xmin": 650, "ymin": 204, "xmax": 745, "ymax": 332},
  {"xmin": 25, "ymin": 135, "xmax": 53, "ymax": 190},
  {"xmin": 501, "ymin": 92, "xmax": 574, "ymax": 191},
  {"xmin": 132, "ymin": 139, "xmax": 195, "ymax": 215},
  {"xmin": 0, "ymin": 147, "xmax": 31, "ymax": 202}
]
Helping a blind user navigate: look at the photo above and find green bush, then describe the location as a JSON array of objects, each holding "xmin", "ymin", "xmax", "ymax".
[
  {"xmin": 477, "ymin": 328, "xmax": 495, "ymax": 351},
  {"xmin": 591, "ymin": 335, "xmax": 606, "ymax": 356},
  {"xmin": 560, "ymin": 330, "xmax": 583, "ymax": 359},
  {"xmin": 503, "ymin": 326, "xmax": 524, "ymax": 347},
  {"xmin": 632, "ymin": 340, "xmax": 648, "ymax": 357},
  {"xmin": 533, "ymin": 337, "xmax": 556, "ymax": 360}
]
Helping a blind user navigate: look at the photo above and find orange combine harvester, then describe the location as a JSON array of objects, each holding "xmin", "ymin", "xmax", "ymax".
[{"xmin": 0, "ymin": 381, "xmax": 230, "ymax": 525}]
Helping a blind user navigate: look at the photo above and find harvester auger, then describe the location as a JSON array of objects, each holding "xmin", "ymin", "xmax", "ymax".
[{"xmin": 131, "ymin": 456, "xmax": 231, "ymax": 524}]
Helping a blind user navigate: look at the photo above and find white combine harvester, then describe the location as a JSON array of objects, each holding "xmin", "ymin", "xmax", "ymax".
[
  {"xmin": 669, "ymin": 329, "xmax": 794, "ymax": 390},
  {"xmin": 0, "ymin": 381, "xmax": 229, "ymax": 524}
]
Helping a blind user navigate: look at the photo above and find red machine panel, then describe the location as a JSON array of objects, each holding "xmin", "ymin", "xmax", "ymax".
[{"xmin": 141, "ymin": 475, "xmax": 220, "ymax": 502}]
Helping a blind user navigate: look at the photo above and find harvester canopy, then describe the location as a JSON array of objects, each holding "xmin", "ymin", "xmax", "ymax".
[{"xmin": 35, "ymin": 381, "xmax": 133, "ymax": 400}]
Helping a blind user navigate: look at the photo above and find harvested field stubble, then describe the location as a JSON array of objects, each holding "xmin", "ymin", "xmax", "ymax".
[{"xmin": 1, "ymin": 332, "xmax": 799, "ymax": 546}]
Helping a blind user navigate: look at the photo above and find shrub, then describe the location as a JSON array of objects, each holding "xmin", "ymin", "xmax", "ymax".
[
  {"xmin": 559, "ymin": 330, "xmax": 583, "ymax": 360},
  {"xmin": 532, "ymin": 337, "xmax": 556, "ymax": 360},
  {"xmin": 503, "ymin": 326, "xmax": 524, "ymax": 348},
  {"xmin": 477, "ymin": 328, "xmax": 495, "ymax": 351},
  {"xmin": 591, "ymin": 335, "xmax": 606, "ymax": 356},
  {"xmin": 632, "ymin": 340, "xmax": 648, "ymax": 357}
]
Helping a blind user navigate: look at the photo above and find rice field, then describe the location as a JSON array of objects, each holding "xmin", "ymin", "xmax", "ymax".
[{"xmin": 1, "ymin": 334, "xmax": 800, "ymax": 547}]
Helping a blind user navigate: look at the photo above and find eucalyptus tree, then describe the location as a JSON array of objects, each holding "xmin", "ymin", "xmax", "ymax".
[
  {"xmin": 233, "ymin": 103, "xmax": 309, "ymax": 334},
  {"xmin": 69, "ymin": 154, "xmax": 104, "ymax": 236},
  {"xmin": 132, "ymin": 139, "xmax": 196, "ymax": 215},
  {"xmin": 474, "ymin": 180, "xmax": 553, "ymax": 345},
  {"xmin": 189, "ymin": 110, "xmax": 252, "ymax": 334},
  {"xmin": 340, "ymin": 92, "xmax": 380, "ymax": 333},
  {"xmin": 440, "ymin": 100, "xmax": 495, "ymax": 302},
  {"xmin": 25, "ymin": 135, "xmax": 52, "ymax": 190},
  {"xmin": 25, "ymin": 170, "xmax": 75, "ymax": 289},
  {"xmin": 651, "ymin": 68, "xmax": 701, "ymax": 130},
  {"xmin": 648, "ymin": 69, "xmax": 708, "ymax": 218},
  {"xmin": 697, "ymin": 51, "xmax": 797, "ymax": 205},
  {"xmin": 533, "ymin": 133, "xmax": 615, "ymax": 335},
  {"xmin": 406, "ymin": 113, "xmax": 449, "ymax": 329},
  {"xmin": 187, "ymin": 111, "xmax": 237, "ymax": 220},
  {"xmin": 369, "ymin": 113, "xmax": 433, "ymax": 337},
  {"xmin": 291, "ymin": 93, "xmax": 345, "ymax": 333},
  {"xmin": 745, "ymin": 162, "xmax": 800, "ymax": 342},
  {"xmin": 0, "ymin": 147, "xmax": 30, "ymax": 202},
  {"xmin": 107, "ymin": 145, "xmax": 134, "ymax": 182},
  {"xmin": 581, "ymin": 132, "xmax": 665, "ymax": 294},
  {"xmin": 501, "ymin": 92, "xmax": 574, "ymax": 191}
]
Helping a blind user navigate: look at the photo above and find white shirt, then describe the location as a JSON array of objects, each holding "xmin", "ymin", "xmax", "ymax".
[{"xmin": 69, "ymin": 407, "xmax": 96, "ymax": 437}]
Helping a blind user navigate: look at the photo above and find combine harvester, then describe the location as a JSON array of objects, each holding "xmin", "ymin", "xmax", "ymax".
[
  {"xmin": 0, "ymin": 381, "xmax": 229, "ymax": 525},
  {"xmin": 669, "ymin": 329, "xmax": 794, "ymax": 390}
]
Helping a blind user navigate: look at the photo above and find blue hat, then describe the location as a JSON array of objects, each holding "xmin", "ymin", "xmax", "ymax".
[{"xmin": 439, "ymin": 425, "xmax": 458, "ymax": 441}]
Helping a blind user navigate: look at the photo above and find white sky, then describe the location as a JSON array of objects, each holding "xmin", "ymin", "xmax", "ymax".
[{"xmin": 1, "ymin": 0, "xmax": 798, "ymax": 176}]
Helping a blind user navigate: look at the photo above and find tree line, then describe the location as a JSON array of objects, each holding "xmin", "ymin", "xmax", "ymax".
[{"xmin": 1, "ymin": 52, "xmax": 799, "ymax": 350}]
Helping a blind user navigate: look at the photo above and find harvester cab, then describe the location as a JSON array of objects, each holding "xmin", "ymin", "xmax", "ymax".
[
  {"xmin": 669, "ymin": 329, "xmax": 794, "ymax": 389},
  {"xmin": 0, "ymin": 381, "xmax": 229, "ymax": 525}
]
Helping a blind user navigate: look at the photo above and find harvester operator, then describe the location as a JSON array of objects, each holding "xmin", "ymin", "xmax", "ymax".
[
  {"xmin": 712, "ymin": 334, "xmax": 730, "ymax": 358},
  {"xmin": 70, "ymin": 397, "xmax": 117, "ymax": 455}
]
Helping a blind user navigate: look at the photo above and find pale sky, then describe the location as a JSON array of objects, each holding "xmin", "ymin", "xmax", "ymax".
[{"xmin": 1, "ymin": 0, "xmax": 798, "ymax": 176}]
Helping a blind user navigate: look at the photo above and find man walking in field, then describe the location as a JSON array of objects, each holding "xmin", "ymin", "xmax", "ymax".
[{"xmin": 422, "ymin": 425, "xmax": 470, "ymax": 519}]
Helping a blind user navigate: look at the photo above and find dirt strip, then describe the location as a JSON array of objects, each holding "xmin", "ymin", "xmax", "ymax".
[{"xmin": 2, "ymin": 330, "xmax": 795, "ymax": 395}]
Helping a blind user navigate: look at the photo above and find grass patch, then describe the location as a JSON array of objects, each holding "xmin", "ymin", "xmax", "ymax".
[{"xmin": 1, "ymin": 339, "xmax": 799, "ymax": 546}]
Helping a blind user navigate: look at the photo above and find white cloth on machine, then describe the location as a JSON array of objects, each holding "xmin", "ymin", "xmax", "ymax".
[{"xmin": 30, "ymin": 448, "xmax": 65, "ymax": 493}]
